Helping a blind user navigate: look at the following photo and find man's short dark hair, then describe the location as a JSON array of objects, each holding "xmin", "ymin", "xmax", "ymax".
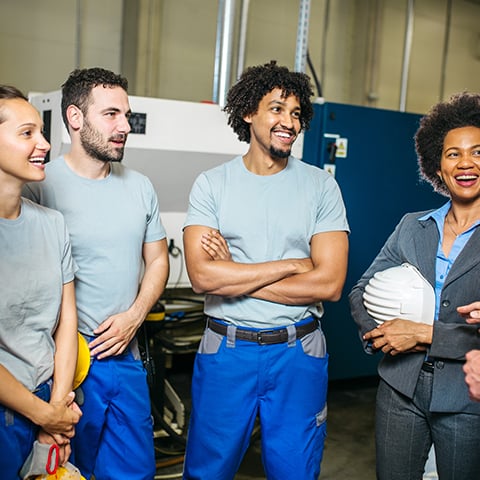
[
  {"xmin": 61, "ymin": 67, "xmax": 128, "ymax": 130},
  {"xmin": 224, "ymin": 60, "xmax": 314, "ymax": 143},
  {"xmin": 416, "ymin": 92, "xmax": 480, "ymax": 196}
]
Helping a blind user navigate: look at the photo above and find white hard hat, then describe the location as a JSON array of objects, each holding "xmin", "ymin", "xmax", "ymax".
[{"xmin": 362, "ymin": 263, "xmax": 435, "ymax": 325}]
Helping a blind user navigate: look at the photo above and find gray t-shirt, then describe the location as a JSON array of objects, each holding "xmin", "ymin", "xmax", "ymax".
[
  {"xmin": 184, "ymin": 156, "xmax": 350, "ymax": 328},
  {"xmin": 0, "ymin": 199, "xmax": 75, "ymax": 391},
  {"xmin": 24, "ymin": 157, "xmax": 166, "ymax": 335}
]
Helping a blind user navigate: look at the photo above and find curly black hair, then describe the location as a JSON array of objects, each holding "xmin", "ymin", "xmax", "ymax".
[
  {"xmin": 61, "ymin": 67, "xmax": 128, "ymax": 131},
  {"xmin": 224, "ymin": 60, "xmax": 314, "ymax": 143},
  {"xmin": 416, "ymin": 92, "xmax": 480, "ymax": 196}
]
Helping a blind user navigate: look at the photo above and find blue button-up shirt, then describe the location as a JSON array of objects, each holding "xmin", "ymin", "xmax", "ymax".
[{"xmin": 419, "ymin": 201, "xmax": 480, "ymax": 320}]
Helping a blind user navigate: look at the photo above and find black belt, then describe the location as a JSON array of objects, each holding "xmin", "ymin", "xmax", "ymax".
[
  {"xmin": 421, "ymin": 360, "xmax": 435, "ymax": 373},
  {"xmin": 206, "ymin": 316, "xmax": 318, "ymax": 345}
]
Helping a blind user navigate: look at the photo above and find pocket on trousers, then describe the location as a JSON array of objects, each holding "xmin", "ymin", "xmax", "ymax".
[
  {"xmin": 316, "ymin": 404, "xmax": 328, "ymax": 426},
  {"xmin": 300, "ymin": 328, "xmax": 327, "ymax": 358},
  {"xmin": 197, "ymin": 328, "xmax": 224, "ymax": 354}
]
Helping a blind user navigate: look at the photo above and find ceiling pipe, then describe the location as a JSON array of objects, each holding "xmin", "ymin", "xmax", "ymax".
[
  {"xmin": 212, "ymin": 0, "xmax": 225, "ymax": 104},
  {"xmin": 439, "ymin": 0, "xmax": 452, "ymax": 101},
  {"xmin": 75, "ymin": 0, "xmax": 83, "ymax": 68},
  {"xmin": 399, "ymin": 0, "xmax": 415, "ymax": 112},
  {"xmin": 294, "ymin": 0, "xmax": 312, "ymax": 73},
  {"xmin": 320, "ymin": 0, "xmax": 330, "ymax": 90},
  {"xmin": 212, "ymin": 0, "xmax": 236, "ymax": 106},
  {"xmin": 236, "ymin": 0, "xmax": 250, "ymax": 80}
]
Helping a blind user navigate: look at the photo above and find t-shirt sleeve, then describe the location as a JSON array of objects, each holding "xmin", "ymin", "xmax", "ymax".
[
  {"xmin": 314, "ymin": 173, "xmax": 350, "ymax": 234},
  {"xmin": 144, "ymin": 177, "xmax": 167, "ymax": 243},
  {"xmin": 61, "ymin": 219, "xmax": 77, "ymax": 284},
  {"xmin": 184, "ymin": 172, "xmax": 220, "ymax": 230}
]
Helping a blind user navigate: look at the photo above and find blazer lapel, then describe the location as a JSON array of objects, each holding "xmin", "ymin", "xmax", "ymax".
[
  {"xmin": 414, "ymin": 218, "xmax": 438, "ymax": 286},
  {"xmin": 444, "ymin": 227, "xmax": 480, "ymax": 287}
]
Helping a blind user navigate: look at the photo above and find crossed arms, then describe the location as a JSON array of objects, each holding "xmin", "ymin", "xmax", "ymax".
[{"xmin": 183, "ymin": 226, "xmax": 348, "ymax": 305}]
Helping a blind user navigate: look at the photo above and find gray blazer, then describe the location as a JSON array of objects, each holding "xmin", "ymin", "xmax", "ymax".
[{"xmin": 349, "ymin": 210, "xmax": 480, "ymax": 414}]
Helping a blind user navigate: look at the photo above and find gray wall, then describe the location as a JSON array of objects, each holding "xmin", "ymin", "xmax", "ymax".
[{"xmin": 1, "ymin": 0, "xmax": 479, "ymax": 114}]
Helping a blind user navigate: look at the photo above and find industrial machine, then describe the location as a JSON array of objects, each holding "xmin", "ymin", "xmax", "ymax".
[{"xmin": 302, "ymin": 101, "xmax": 444, "ymax": 379}]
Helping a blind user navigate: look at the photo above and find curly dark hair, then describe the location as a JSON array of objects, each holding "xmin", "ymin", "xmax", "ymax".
[
  {"xmin": 0, "ymin": 85, "xmax": 28, "ymax": 124},
  {"xmin": 224, "ymin": 60, "xmax": 314, "ymax": 143},
  {"xmin": 416, "ymin": 92, "xmax": 480, "ymax": 196},
  {"xmin": 61, "ymin": 67, "xmax": 128, "ymax": 130}
]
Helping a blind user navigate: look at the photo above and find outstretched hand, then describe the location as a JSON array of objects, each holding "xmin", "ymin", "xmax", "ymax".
[
  {"xmin": 457, "ymin": 302, "xmax": 480, "ymax": 324},
  {"xmin": 464, "ymin": 349, "xmax": 480, "ymax": 401}
]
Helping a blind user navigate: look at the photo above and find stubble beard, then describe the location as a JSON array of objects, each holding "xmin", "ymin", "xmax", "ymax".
[
  {"xmin": 269, "ymin": 145, "xmax": 291, "ymax": 160},
  {"xmin": 80, "ymin": 120, "xmax": 125, "ymax": 163}
]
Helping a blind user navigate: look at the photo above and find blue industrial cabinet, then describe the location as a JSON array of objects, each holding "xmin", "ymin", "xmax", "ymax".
[{"xmin": 302, "ymin": 102, "xmax": 444, "ymax": 380}]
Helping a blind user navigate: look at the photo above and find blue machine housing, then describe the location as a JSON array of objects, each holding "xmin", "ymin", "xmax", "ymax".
[{"xmin": 302, "ymin": 102, "xmax": 444, "ymax": 380}]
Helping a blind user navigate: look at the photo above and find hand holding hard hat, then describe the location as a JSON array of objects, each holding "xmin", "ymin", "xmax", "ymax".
[
  {"xmin": 362, "ymin": 263, "xmax": 435, "ymax": 325},
  {"xmin": 20, "ymin": 442, "xmax": 86, "ymax": 480},
  {"xmin": 20, "ymin": 334, "xmax": 90, "ymax": 480}
]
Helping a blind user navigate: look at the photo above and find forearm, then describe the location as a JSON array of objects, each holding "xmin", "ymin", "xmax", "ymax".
[
  {"xmin": 249, "ymin": 231, "xmax": 349, "ymax": 305},
  {"xmin": 130, "ymin": 259, "xmax": 168, "ymax": 326},
  {"xmin": 51, "ymin": 282, "xmax": 77, "ymax": 401},
  {"xmin": 51, "ymin": 345, "xmax": 77, "ymax": 402},
  {"xmin": 250, "ymin": 267, "xmax": 345, "ymax": 305},
  {"xmin": 188, "ymin": 257, "xmax": 310, "ymax": 297},
  {"xmin": 129, "ymin": 239, "xmax": 169, "ymax": 329},
  {"xmin": 0, "ymin": 365, "xmax": 52, "ymax": 425}
]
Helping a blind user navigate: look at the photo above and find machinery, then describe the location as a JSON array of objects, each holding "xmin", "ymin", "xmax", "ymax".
[{"xmin": 302, "ymin": 101, "xmax": 444, "ymax": 379}]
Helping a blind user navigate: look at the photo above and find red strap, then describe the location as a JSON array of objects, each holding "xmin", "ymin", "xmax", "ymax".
[{"xmin": 46, "ymin": 444, "xmax": 60, "ymax": 474}]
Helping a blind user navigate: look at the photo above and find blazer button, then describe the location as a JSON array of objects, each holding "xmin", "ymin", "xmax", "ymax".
[
  {"xmin": 441, "ymin": 300, "xmax": 450, "ymax": 307},
  {"xmin": 436, "ymin": 361, "xmax": 444, "ymax": 369}
]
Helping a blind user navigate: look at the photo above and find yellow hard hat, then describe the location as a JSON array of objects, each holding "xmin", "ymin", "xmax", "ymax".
[
  {"xmin": 146, "ymin": 302, "xmax": 166, "ymax": 322},
  {"xmin": 73, "ymin": 333, "xmax": 90, "ymax": 390},
  {"xmin": 34, "ymin": 465, "xmax": 86, "ymax": 479}
]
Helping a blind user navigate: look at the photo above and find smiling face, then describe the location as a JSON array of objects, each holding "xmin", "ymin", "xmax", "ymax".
[
  {"xmin": 0, "ymin": 98, "xmax": 50, "ymax": 184},
  {"xmin": 243, "ymin": 88, "xmax": 301, "ymax": 160},
  {"xmin": 437, "ymin": 126, "xmax": 480, "ymax": 204},
  {"xmin": 79, "ymin": 85, "xmax": 131, "ymax": 163}
]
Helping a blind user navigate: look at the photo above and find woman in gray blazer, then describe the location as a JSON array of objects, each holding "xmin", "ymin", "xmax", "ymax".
[{"xmin": 349, "ymin": 92, "xmax": 480, "ymax": 480}]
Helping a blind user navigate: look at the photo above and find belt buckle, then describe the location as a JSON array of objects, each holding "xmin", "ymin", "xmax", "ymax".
[
  {"xmin": 257, "ymin": 329, "xmax": 275, "ymax": 345},
  {"xmin": 422, "ymin": 361, "xmax": 434, "ymax": 373}
]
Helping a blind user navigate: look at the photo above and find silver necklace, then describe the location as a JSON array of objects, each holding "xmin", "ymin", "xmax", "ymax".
[{"xmin": 445, "ymin": 213, "xmax": 459, "ymax": 237}]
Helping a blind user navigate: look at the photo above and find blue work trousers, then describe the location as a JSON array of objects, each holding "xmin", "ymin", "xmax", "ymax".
[
  {"xmin": 70, "ymin": 347, "xmax": 155, "ymax": 480},
  {"xmin": 376, "ymin": 371, "xmax": 480, "ymax": 480},
  {"xmin": 183, "ymin": 319, "xmax": 328, "ymax": 480},
  {"xmin": 0, "ymin": 381, "xmax": 50, "ymax": 479}
]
